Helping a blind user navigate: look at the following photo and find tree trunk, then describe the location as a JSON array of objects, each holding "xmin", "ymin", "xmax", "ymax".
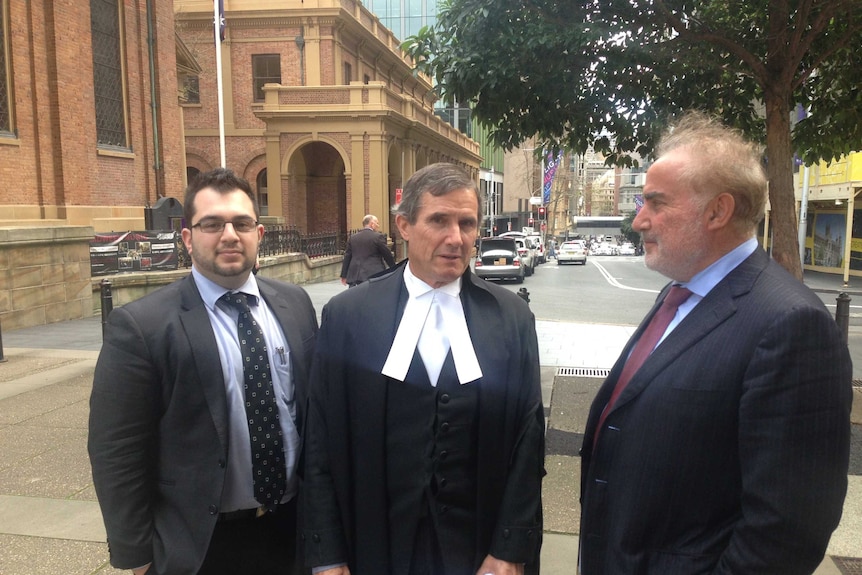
[{"xmin": 763, "ymin": 90, "xmax": 803, "ymax": 280}]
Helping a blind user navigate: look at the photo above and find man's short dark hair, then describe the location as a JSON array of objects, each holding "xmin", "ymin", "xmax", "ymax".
[
  {"xmin": 392, "ymin": 163, "xmax": 482, "ymax": 224},
  {"xmin": 183, "ymin": 168, "xmax": 258, "ymax": 225}
]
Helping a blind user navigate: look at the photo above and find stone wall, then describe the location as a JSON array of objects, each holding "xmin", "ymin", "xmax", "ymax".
[
  {"xmin": 91, "ymin": 253, "xmax": 342, "ymax": 315},
  {"xmin": 0, "ymin": 227, "xmax": 94, "ymax": 330}
]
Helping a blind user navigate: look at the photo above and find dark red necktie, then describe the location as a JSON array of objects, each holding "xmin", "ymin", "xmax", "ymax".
[{"xmin": 593, "ymin": 285, "xmax": 692, "ymax": 447}]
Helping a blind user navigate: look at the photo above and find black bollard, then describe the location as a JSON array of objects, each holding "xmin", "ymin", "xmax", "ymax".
[
  {"xmin": 517, "ymin": 287, "xmax": 530, "ymax": 304},
  {"xmin": 100, "ymin": 279, "xmax": 114, "ymax": 338},
  {"xmin": 835, "ymin": 292, "xmax": 851, "ymax": 345},
  {"xmin": 0, "ymin": 317, "xmax": 6, "ymax": 363}
]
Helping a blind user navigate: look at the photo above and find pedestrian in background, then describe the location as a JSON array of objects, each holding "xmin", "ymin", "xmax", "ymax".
[
  {"xmin": 579, "ymin": 112, "xmax": 851, "ymax": 574},
  {"xmin": 340, "ymin": 214, "xmax": 396, "ymax": 287},
  {"xmin": 89, "ymin": 168, "xmax": 318, "ymax": 575},
  {"xmin": 302, "ymin": 162, "xmax": 544, "ymax": 575}
]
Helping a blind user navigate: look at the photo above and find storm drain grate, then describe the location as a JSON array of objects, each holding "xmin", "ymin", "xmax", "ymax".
[
  {"xmin": 853, "ymin": 379, "xmax": 862, "ymax": 389},
  {"xmin": 833, "ymin": 557, "xmax": 862, "ymax": 575},
  {"xmin": 556, "ymin": 367, "xmax": 611, "ymax": 378}
]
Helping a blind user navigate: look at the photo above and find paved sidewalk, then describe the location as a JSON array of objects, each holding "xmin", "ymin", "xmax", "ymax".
[{"xmin": 0, "ymin": 275, "xmax": 859, "ymax": 574}]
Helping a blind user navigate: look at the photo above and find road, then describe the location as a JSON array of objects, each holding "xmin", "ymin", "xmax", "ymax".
[{"xmin": 494, "ymin": 255, "xmax": 862, "ymax": 328}]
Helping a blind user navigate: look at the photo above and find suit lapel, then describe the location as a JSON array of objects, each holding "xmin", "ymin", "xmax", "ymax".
[
  {"xmin": 178, "ymin": 275, "xmax": 230, "ymax": 452},
  {"xmin": 610, "ymin": 249, "xmax": 767, "ymax": 413}
]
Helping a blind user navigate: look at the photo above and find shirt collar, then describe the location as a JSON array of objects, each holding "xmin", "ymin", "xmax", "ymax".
[
  {"xmin": 403, "ymin": 261, "xmax": 462, "ymax": 300},
  {"xmin": 192, "ymin": 267, "xmax": 262, "ymax": 311},
  {"xmin": 683, "ymin": 237, "xmax": 758, "ymax": 297}
]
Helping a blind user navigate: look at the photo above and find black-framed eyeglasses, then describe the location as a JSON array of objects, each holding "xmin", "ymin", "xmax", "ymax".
[{"xmin": 191, "ymin": 217, "xmax": 259, "ymax": 233}]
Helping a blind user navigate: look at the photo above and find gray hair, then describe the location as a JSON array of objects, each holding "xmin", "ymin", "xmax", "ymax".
[
  {"xmin": 657, "ymin": 111, "xmax": 767, "ymax": 232},
  {"xmin": 392, "ymin": 163, "xmax": 482, "ymax": 224}
]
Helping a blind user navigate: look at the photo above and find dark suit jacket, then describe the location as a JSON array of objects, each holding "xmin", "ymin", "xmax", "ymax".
[
  {"xmin": 88, "ymin": 274, "xmax": 318, "ymax": 575},
  {"xmin": 301, "ymin": 263, "xmax": 545, "ymax": 574},
  {"xmin": 579, "ymin": 248, "xmax": 852, "ymax": 574},
  {"xmin": 340, "ymin": 227, "xmax": 396, "ymax": 284}
]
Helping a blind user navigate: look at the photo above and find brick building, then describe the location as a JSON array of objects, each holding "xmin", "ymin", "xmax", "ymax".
[
  {"xmin": 0, "ymin": 0, "xmax": 186, "ymax": 230},
  {"xmin": 175, "ymin": 0, "xmax": 481, "ymax": 241}
]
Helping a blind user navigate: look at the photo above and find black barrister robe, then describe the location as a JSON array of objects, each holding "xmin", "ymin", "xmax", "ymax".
[{"xmin": 301, "ymin": 263, "xmax": 544, "ymax": 574}]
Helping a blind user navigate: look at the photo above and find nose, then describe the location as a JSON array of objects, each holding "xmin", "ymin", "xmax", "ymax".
[
  {"xmin": 632, "ymin": 209, "xmax": 647, "ymax": 232},
  {"xmin": 220, "ymin": 222, "xmax": 242, "ymax": 239}
]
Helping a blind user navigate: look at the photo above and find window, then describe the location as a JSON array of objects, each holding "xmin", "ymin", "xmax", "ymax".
[
  {"xmin": 181, "ymin": 74, "xmax": 200, "ymax": 105},
  {"xmin": 343, "ymin": 62, "xmax": 352, "ymax": 85},
  {"xmin": 0, "ymin": 0, "xmax": 12, "ymax": 134},
  {"xmin": 91, "ymin": 0, "xmax": 128, "ymax": 148},
  {"xmin": 253, "ymin": 54, "xmax": 281, "ymax": 102},
  {"xmin": 257, "ymin": 169, "xmax": 269, "ymax": 216}
]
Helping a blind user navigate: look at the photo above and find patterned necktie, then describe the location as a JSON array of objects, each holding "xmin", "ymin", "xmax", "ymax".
[
  {"xmin": 593, "ymin": 285, "xmax": 692, "ymax": 447},
  {"xmin": 221, "ymin": 292, "xmax": 286, "ymax": 509},
  {"xmin": 417, "ymin": 294, "xmax": 450, "ymax": 386}
]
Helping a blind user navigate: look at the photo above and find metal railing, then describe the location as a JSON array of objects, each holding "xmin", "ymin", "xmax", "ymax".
[{"xmin": 177, "ymin": 225, "xmax": 354, "ymax": 267}]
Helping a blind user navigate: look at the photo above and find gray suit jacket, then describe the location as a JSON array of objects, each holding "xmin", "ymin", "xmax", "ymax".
[
  {"xmin": 340, "ymin": 227, "xmax": 396, "ymax": 284},
  {"xmin": 88, "ymin": 273, "xmax": 318, "ymax": 575},
  {"xmin": 579, "ymin": 248, "xmax": 852, "ymax": 574}
]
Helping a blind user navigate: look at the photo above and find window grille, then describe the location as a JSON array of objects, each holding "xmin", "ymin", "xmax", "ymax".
[{"xmin": 91, "ymin": 0, "xmax": 127, "ymax": 148}]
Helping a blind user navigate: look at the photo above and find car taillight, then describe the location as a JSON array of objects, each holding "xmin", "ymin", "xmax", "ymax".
[
  {"xmin": 475, "ymin": 260, "xmax": 482, "ymax": 267},
  {"xmin": 518, "ymin": 248, "xmax": 527, "ymax": 256}
]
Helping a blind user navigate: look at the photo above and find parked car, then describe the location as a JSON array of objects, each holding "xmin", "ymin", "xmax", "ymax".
[
  {"xmin": 527, "ymin": 234, "xmax": 546, "ymax": 263},
  {"xmin": 512, "ymin": 237, "xmax": 537, "ymax": 275},
  {"xmin": 557, "ymin": 240, "xmax": 588, "ymax": 265},
  {"xmin": 499, "ymin": 231, "xmax": 539, "ymax": 272},
  {"xmin": 474, "ymin": 237, "xmax": 525, "ymax": 283}
]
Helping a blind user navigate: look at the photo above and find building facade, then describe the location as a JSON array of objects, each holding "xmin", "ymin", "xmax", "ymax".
[
  {"xmin": 175, "ymin": 0, "xmax": 481, "ymax": 243},
  {"xmin": 0, "ymin": 0, "xmax": 186, "ymax": 230}
]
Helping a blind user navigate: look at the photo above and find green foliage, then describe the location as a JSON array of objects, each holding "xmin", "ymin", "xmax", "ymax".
[
  {"xmin": 620, "ymin": 211, "xmax": 640, "ymax": 246},
  {"xmin": 404, "ymin": 0, "xmax": 862, "ymax": 165},
  {"xmin": 404, "ymin": 0, "xmax": 862, "ymax": 277}
]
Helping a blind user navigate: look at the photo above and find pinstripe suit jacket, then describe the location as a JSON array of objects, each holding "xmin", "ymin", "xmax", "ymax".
[{"xmin": 579, "ymin": 248, "xmax": 852, "ymax": 574}]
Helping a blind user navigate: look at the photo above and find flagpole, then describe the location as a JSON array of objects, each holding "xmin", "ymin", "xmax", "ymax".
[{"xmin": 213, "ymin": 0, "xmax": 226, "ymax": 167}]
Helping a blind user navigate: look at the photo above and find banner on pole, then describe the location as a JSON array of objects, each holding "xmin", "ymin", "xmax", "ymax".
[{"xmin": 543, "ymin": 151, "xmax": 562, "ymax": 205}]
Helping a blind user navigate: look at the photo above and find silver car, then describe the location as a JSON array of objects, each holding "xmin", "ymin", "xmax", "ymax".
[{"xmin": 474, "ymin": 237, "xmax": 526, "ymax": 283}]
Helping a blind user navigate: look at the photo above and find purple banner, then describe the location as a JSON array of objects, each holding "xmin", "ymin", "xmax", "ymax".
[{"xmin": 543, "ymin": 151, "xmax": 562, "ymax": 205}]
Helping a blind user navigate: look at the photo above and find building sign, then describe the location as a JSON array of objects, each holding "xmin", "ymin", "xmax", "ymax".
[{"xmin": 90, "ymin": 231, "xmax": 179, "ymax": 276}]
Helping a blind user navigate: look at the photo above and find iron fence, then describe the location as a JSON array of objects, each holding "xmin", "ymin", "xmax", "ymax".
[{"xmin": 177, "ymin": 225, "xmax": 354, "ymax": 267}]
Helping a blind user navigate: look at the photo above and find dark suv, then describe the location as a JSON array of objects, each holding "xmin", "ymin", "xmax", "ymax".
[{"xmin": 474, "ymin": 237, "xmax": 525, "ymax": 283}]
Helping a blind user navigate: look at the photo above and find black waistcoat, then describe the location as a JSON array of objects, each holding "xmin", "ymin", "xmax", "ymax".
[{"xmin": 385, "ymin": 347, "xmax": 480, "ymax": 575}]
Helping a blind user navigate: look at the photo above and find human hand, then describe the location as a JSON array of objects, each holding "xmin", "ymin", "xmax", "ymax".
[
  {"xmin": 475, "ymin": 554, "xmax": 524, "ymax": 575},
  {"xmin": 340, "ymin": 277, "xmax": 348, "ymax": 286},
  {"xmin": 317, "ymin": 567, "xmax": 351, "ymax": 575},
  {"xmin": 131, "ymin": 564, "xmax": 151, "ymax": 575}
]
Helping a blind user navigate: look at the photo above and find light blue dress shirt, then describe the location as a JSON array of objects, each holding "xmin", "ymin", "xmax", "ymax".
[
  {"xmin": 660, "ymin": 237, "xmax": 759, "ymax": 346},
  {"xmin": 192, "ymin": 268, "xmax": 300, "ymax": 512}
]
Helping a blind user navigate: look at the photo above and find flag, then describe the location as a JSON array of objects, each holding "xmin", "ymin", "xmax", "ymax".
[
  {"xmin": 543, "ymin": 151, "xmax": 561, "ymax": 205},
  {"xmin": 215, "ymin": 0, "xmax": 225, "ymax": 42}
]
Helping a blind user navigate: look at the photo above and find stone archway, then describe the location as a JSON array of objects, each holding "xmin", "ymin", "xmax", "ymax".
[{"xmin": 287, "ymin": 141, "xmax": 347, "ymax": 233}]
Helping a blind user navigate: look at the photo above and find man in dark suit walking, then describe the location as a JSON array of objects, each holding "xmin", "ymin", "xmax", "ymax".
[
  {"xmin": 340, "ymin": 214, "xmax": 396, "ymax": 287},
  {"xmin": 88, "ymin": 168, "xmax": 318, "ymax": 575},
  {"xmin": 579, "ymin": 112, "xmax": 852, "ymax": 574},
  {"xmin": 302, "ymin": 163, "xmax": 544, "ymax": 575}
]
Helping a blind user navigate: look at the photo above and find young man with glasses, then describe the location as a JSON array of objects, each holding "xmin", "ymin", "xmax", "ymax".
[{"xmin": 89, "ymin": 168, "xmax": 318, "ymax": 575}]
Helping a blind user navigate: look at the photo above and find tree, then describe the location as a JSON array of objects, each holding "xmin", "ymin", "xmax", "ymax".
[
  {"xmin": 620, "ymin": 211, "xmax": 641, "ymax": 247},
  {"xmin": 404, "ymin": 0, "xmax": 862, "ymax": 279}
]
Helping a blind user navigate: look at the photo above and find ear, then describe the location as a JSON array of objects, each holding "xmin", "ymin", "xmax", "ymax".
[
  {"xmin": 705, "ymin": 193, "xmax": 735, "ymax": 230},
  {"xmin": 395, "ymin": 213, "xmax": 411, "ymax": 242},
  {"xmin": 181, "ymin": 228, "xmax": 193, "ymax": 255}
]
